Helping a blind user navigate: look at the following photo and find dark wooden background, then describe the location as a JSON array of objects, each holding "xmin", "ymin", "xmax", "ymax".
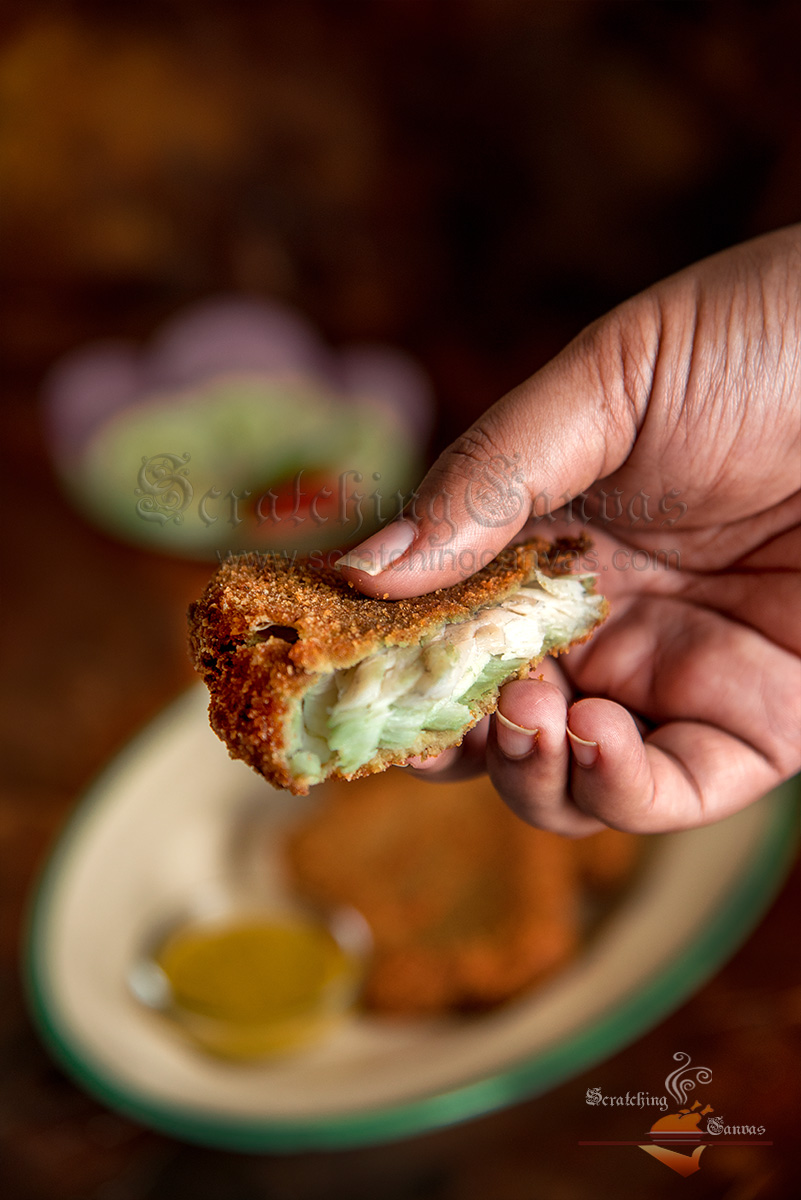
[{"xmin": 1, "ymin": 2, "xmax": 799, "ymax": 1196}]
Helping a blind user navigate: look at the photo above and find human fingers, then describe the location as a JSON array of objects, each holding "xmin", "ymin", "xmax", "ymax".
[
  {"xmin": 403, "ymin": 718, "xmax": 490, "ymax": 783},
  {"xmin": 486, "ymin": 679, "xmax": 605, "ymax": 837},
  {"xmin": 337, "ymin": 227, "xmax": 799, "ymax": 602},
  {"xmin": 563, "ymin": 697, "xmax": 787, "ymax": 833},
  {"xmin": 403, "ymin": 654, "xmax": 572, "ymax": 785},
  {"xmin": 334, "ymin": 294, "xmax": 664, "ymax": 597}
]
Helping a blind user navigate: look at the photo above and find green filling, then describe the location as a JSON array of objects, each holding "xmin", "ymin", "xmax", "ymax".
[
  {"xmin": 327, "ymin": 713, "xmax": 383, "ymax": 772},
  {"xmin": 456, "ymin": 656, "xmax": 527, "ymax": 707},
  {"xmin": 288, "ymin": 573, "xmax": 604, "ymax": 783},
  {"xmin": 297, "ymin": 653, "xmax": 531, "ymax": 778}
]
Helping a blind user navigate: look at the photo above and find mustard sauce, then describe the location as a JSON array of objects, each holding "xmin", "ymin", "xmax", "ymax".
[{"xmin": 154, "ymin": 917, "xmax": 362, "ymax": 1059}]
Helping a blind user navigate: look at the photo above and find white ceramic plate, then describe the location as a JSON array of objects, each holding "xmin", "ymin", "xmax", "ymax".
[{"xmin": 25, "ymin": 688, "xmax": 798, "ymax": 1151}]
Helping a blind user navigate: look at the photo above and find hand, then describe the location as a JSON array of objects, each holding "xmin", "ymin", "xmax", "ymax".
[{"xmin": 337, "ymin": 227, "xmax": 801, "ymax": 835}]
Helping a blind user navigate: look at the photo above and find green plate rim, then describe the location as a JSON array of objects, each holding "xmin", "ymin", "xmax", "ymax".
[{"xmin": 22, "ymin": 691, "xmax": 800, "ymax": 1153}]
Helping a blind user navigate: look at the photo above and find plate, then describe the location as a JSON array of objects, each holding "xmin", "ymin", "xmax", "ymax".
[{"xmin": 24, "ymin": 688, "xmax": 799, "ymax": 1151}]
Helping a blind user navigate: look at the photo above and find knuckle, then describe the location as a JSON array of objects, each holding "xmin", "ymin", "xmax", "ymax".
[
  {"xmin": 581, "ymin": 300, "xmax": 660, "ymax": 448},
  {"xmin": 443, "ymin": 422, "xmax": 511, "ymax": 479}
]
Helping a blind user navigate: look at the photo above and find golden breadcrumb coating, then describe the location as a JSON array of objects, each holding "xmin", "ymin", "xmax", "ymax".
[
  {"xmin": 188, "ymin": 537, "xmax": 606, "ymax": 793},
  {"xmin": 286, "ymin": 770, "xmax": 641, "ymax": 1013}
]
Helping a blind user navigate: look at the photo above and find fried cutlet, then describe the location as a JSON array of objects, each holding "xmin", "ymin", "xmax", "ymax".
[
  {"xmin": 285, "ymin": 770, "xmax": 640, "ymax": 1014},
  {"xmin": 188, "ymin": 538, "xmax": 607, "ymax": 794}
]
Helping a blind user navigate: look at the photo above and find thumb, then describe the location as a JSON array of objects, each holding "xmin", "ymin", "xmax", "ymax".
[{"xmin": 336, "ymin": 304, "xmax": 657, "ymax": 598}]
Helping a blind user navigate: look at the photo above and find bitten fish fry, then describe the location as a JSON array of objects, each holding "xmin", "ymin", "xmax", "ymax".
[{"xmin": 188, "ymin": 538, "xmax": 607, "ymax": 794}]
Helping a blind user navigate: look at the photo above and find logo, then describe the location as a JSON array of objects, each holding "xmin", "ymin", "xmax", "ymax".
[
  {"xmin": 135, "ymin": 452, "xmax": 193, "ymax": 525},
  {"xmin": 580, "ymin": 1052, "xmax": 770, "ymax": 1177},
  {"xmin": 640, "ymin": 1052, "xmax": 714, "ymax": 1177}
]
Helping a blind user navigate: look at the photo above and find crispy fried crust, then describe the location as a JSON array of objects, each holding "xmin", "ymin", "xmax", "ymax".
[
  {"xmin": 286, "ymin": 770, "xmax": 641, "ymax": 1013},
  {"xmin": 188, "ymin": 537, "xmax": 605, "ymax": 793}
]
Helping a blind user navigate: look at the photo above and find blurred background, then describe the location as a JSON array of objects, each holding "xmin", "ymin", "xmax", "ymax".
[{"xmin": 1, "ymin": 1, "xmax": 799, "ymax": 1198}]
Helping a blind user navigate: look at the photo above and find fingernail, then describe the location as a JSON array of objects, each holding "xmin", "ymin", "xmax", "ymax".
[
  {"xmin": 496, "ymin": 710, "xmax": 539, "ymax": 759},
  {"xmin": 334, "ymin": 520, "xmax": 416, "ymax": 576},
  {"xmin": 567, "ymin": 727, "xmax": 599, "ymax": 767}
]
